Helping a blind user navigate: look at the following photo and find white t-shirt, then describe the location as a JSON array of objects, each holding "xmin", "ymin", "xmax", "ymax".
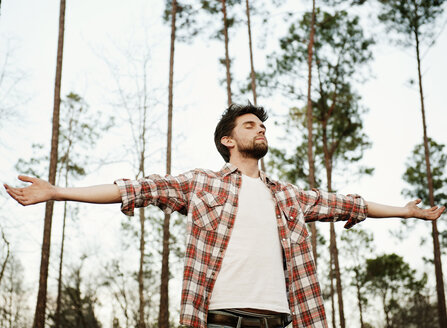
[{"xmin": 208, "ymin": 174, "xmax": 290, "ymax": 313}]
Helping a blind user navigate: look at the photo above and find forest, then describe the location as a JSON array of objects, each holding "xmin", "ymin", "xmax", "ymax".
[{"xmin": 0, "ymin": 0, "xmax": 446, "ymax": 327}]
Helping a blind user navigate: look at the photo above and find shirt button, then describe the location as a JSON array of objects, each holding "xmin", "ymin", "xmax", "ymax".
[{"xmin": 211, "ymin": 272, "xmax": 215, "ymax": 276}]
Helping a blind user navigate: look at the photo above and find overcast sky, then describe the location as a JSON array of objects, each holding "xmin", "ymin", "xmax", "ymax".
[{"xmin": 0, "ymin": 0, "xmax": 446, "ymax": 326}]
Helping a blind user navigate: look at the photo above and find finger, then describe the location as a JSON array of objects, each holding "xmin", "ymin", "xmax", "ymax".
[
  {"xmin": 18, "ymin": 175, "xmax": 37, "ymax": 184},
  {"xmin": 5, "ymin": 188, "xmax": 20, "ymax": 202},
  {"xmin": 414, "ymin": 199, "xmax": 422, "ymax": 205}
]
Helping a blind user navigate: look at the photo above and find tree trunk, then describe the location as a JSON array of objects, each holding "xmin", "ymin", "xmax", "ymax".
[
  {"xmin": 306, "ymin": 0, "xmax": 318, "ymax": 265},
  {"xmin": 33, "ymin": 0, "xmax": 65, "ymax": 326},
  {"xmin": 329, "ymin": 250, "xmax": 336, "ymax": 328},
  {"xmin": 221, "ymin": 0, "xmax": 232, "ymax": 106},
  {"xmin": 245, "ymin": 0, "xmax": 256, "ymax": 107},
  {"xmin": 138, "ymin": 208, "xmax": 146, "ymax": 328},
  {"xmin": 244, "ymin": 0, "xmax": 265, "ymax": 173},
  {"xmin": 0, "ymin": 229, "xmax": 9, "ymax": 287},
  {"xmin": 414, "ymin": 27, "xmax": 447, "ymax": 328},
  {"xmin": 55, "ymin": 200, "xmax": 67, "ymax": 328},
  {"xmin": 323, "ymin": 130, "xmax": 345, "ymax": 328},
  {"xmin": 354, "ymin": 269, "xmax": 365, "ymax": 328},
  {"xmin": 159, "ymin": 1, "xmax": 177, "ymax": 327},
  {"xmin": 138, "ymin": 82, "xmax": 148, "ymax": 328},
  {"xmin": 330, "ymin": 222, "xmax": 345, "ymax": 328}
]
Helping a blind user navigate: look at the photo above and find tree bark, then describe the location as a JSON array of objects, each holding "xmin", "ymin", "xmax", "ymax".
[
  {"xmin": 244, "ymin": 0, "xmax": 265, "ymax": 173},
  {"xmin": 306, "ymin": 0, "xmax": 318, "ymax": 265},
  {"xmin": 323, "ymin": 126, "xmax": 345, "ymax": 328},
  {"xmin": 354, "ymin": 269, "xmax": 365, "ymax": 328},
  {"xmin": 330, "ymin": 222, "xmax": 345, "ymax": 328},
  {"xmin": 329, "ymin": 249, "xmax": 336, "ymax": 328},
  {"xmin": 221, "ymin": 0, "xmax": 232, "ymax": 106},
  {"xmin": 414, "ymin": 25, "xmax": 447, "ymax": 328},
  {"xmin": 159, "ymin": 1, "xmax": 177, "ymax": 327},
  {"xmin": 138, "ymin": 207, "xmax": 146, "ymax": 328},
  {"xmin": 0, "ymin": 229, "xmax": 9, "ymax": 287},
  {"xmin": 33, "ymin": 0, "xmax": 65, "ymax": 326},
  {"xmin": 55, "ymin": 200, "xmax": 67, "ymax": 328}
]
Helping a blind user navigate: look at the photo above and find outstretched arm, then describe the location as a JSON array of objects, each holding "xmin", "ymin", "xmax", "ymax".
[
  {"xmin": 4, "ymin": 175, "xmax": 121, "ymax": 206},
  {"xmin": 366, "ymin": 199, "xmax": 445, "ymax": 221}
]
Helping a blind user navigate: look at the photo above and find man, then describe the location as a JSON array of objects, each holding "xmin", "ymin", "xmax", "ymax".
[{"xmin": 4, "ymin": 103, "xmax": 445, "ymax": 328}]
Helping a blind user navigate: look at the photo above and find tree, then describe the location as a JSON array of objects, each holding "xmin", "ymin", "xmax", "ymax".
[
  {"xmin": 199, "ymin": 0, "xmax": 242, "ymax": 105},
  {"xmin": 48, "ymin": 262, "xmax": 102, "ymax": 328},
  {"xmin": 364, "ymin": 253, "xmax": 433, "ymax": 328},
  {"xmin": 159, "ymin": 1, "xmax": 178, "ymax": 327},
  {"xmin": 0, "ymin": 252, "xmax": 30, "ymax": 328},
  {"xmin": 402, "ymin": 139, "xmax": 447, "ymax": 208},
  {"xmin": 375, "ymin": 1, "xmax": 447, "ymax": 325},
  {"xmin": 54, "ymin": 93, "xmax": 109, "ymax": 328},
  {"xmin": 340, "ymin": 228, "xmax": 374, "ymax": 328},
  {"xmin": 305, "ymin": 0, "xmax": 318, "ymax": 265},
  {"xmin": 34, "ymin": 1, "xmax": 66, "ymax": 326},
  {"xmin": 15, "ymin": 92, "xmax": 111, "ymax": 328},
  {"xmin": 0, "ymin": 228, "xmax": 9, "ymax": 288},
  {"xmin": 0, "ymin": 38, "xmax": 28, "ymax": 136},
  {"xmin": 267, "ymin": 9, "xmax": 373, "ymax": 326}
]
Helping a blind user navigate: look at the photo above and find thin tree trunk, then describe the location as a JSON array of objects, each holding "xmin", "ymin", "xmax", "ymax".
[
  {"xmin": 138, "ymin": 70, "xmax": 148, "ymax": 328},
  {"xmin": 244, "ymin": 0, "xmax": 265, "ymax": 172},
  {"xmin": 323, "ymin": 129, "xmax": 345, "ymax": 328},
  {"xmin": 138, "ymin": 207, "xmax": 146, "ymax": 328},
  {"xmin": 245, "ymin": 0, "xmax": 257, "ymax": 106},
  {"xmin": 414, "ymin": 27, "xmax": 447, "ymax": 328},
  {"xmin": 306, "ymin": 0, "xmax": 318, "ymax": 265},
  {"xmin": 0, "ymin": 229, "xmax": 9, "ymax": 287},
  {"xmin": 33, "ymin": 1, "xmax": 65, "ymax": 326},
  {"xmin": 55, "ymin": 200, "xmax": 67, "ymax": 328},
  {"xmin": 159, "ymin": 1, "xmax": 177, "ymax": 327},
  {"xmin": 329, "ymin": 250, "xmax": 336, "ymax": 328},
  {"xmin": 330, "ymin": 223, "xmax": 345, "ymax": 328},
  {"xmin": 354, "ymin": 269, "xmax": 365, "ymax": 328},
  {"xmin": 221, "ymin": 0, "xmax": 232, "ymax": 106}
]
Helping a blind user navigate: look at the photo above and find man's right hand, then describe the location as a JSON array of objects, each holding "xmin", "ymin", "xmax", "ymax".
[
  {"xmin": 4, "ymin": 175, "xmax": 122, "ymax": 206},
  {"xmin": 4, "ymin": 175, "xmax": 56, "ymax": 206}
]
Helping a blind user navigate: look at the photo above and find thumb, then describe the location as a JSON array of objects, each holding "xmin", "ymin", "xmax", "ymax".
[{"xmin": 18, "ymin": 175, "xmax": 37, "ymax": 184}]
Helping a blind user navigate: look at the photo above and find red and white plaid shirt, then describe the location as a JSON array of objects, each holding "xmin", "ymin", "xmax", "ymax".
[{"xmin": 115, "ymin": 163, "xmax": 368, "ymax": 328}]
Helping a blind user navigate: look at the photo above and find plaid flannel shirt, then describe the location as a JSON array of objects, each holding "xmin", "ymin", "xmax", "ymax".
[{"xmin": 114, "ymin": 163, "xmax": 368, "ymax": 328}]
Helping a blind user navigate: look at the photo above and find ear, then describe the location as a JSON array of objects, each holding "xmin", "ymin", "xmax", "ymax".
[{"xmin": 221, "ymin": 136, "xmax": 235, "ymax": 149}]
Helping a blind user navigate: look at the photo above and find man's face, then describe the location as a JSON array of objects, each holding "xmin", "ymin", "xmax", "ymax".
[{"xmin": 229, "ymin": 113, "xmax": 268, "ymax": 160}]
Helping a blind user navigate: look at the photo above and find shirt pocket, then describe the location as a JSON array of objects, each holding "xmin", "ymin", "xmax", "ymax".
[
  {"xmin": 281, "ymin": 206, "xmax": 309, "ymax": 244},
  {"xmin": 190, "ymin": 190, "xmax": 227, "ymax": 230}
]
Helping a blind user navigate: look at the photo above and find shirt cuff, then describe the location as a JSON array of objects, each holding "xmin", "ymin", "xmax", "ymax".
[
  {"xmin": 114, "ymin": 178, "xmax": 136, "ymax": 216},
  {"xmin": 343, "ymin": 194, "xmax": 368, "ymax": 229}
]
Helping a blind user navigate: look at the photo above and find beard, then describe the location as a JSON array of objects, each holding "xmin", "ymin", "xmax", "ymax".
[{"xmin": 237, "ymin": 137, "xmax": 268, "ymax": 160}]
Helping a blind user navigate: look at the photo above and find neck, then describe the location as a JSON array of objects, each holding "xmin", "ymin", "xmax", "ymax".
[{"xmin": 229, "ymin": 155, "xmax": 260, "ymax": 178}]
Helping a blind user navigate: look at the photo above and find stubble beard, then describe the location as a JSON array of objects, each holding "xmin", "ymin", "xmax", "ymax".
[{"xmin": 237, "ymin": 138, "xmax": 268, "ymax": 160}]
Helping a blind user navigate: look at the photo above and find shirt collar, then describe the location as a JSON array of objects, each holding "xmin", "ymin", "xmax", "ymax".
[{"xmin": 219, "ymin": 162, "xmax": 278, "ymax": 186}]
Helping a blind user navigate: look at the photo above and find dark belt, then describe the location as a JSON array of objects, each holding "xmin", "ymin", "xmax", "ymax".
[{"xmin": 207, "ymin": 309, "xmax": 292, "ymax": 328}]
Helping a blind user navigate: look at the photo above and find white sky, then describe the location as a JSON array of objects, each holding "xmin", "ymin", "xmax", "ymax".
[{"xmin": 0, "ymin": 0, "xmax": 446, "ymax": 327}]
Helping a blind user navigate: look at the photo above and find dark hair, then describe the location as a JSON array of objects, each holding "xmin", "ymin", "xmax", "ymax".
[{"xmin": 214, "ymin": 103, "xmax": 268, "ymax": 162}]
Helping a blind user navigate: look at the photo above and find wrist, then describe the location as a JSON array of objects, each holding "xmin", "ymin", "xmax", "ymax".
[
  {"xmin": 52, "ymin": 186, "xmax": 63, "ymax": 201},
  {"xmin": 403, "ymin": 206, "xmax": 412, "ymax": 219}
]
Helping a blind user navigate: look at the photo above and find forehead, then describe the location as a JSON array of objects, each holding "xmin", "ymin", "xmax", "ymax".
[{"xmin": 235, "ymin": 113, "xmax": 263, "ymax": 125}]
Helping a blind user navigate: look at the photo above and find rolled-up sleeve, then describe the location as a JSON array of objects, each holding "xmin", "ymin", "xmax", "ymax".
[
  {"xmin": 114, "ymin": 171, "xmax": 194, "ymax": 216},
  {"xmin": 298, "ymin": 188, "xmax": 368, "ymax": 229}
]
